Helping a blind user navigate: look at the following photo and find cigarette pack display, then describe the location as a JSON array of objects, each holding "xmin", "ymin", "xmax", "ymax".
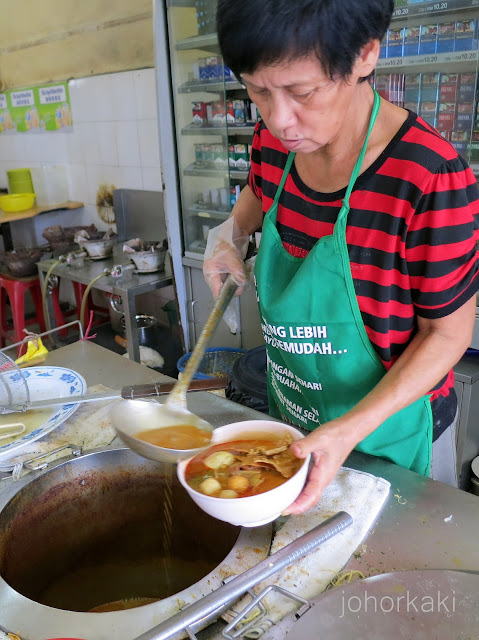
[
  {"xmin": 437, "ymin": 22, "xmax": 456, "ymax": 53},
  {"xmin": 192, "ymin": 102, "xmax": 208, "ymax": 125},
  {"xmin": 451, "ymin": 129, "xmax": 469, "ymax": 155},
  {"xmin": 250, "ymin": 102, "xmax": 260, "ymax": 122},
  {"xmin": 209, "ymin": 101, "xmax": 225, "ymax": 126},
  {"xmin": 233, "ymin": 99, "xmax": 246, "ymax": 124},
  {"xmin": 206, "ymin": 56, "xmax": 222, "ymax": 79},
  {"xmin": 419, "ymin": 24, "xmax": 438, "ymax": 55},
  {"xmin": 226, "ymin": 100, "xmax": 235, "ymax": 125},
  {"xmin": 455, "ymin": 20, "xmax": 477, "ymax": 51},
  {"xmin": 439, "ymin": 74, "xmax": 458, "ymax": 102},
  {"xmin": 404, "ymin": 26, "xmax": 421, "ymax": 57},
  {"xmin": 228, "ymin": 143, "xmax": 236, "ymax": 168},
  {"xmin": 212, "ymin": 144, "xmax": 227, "ymax": 169},
  {"xmin": 420, "ymin": 72, "xmax": 440, "ymax": 102},
  {"xmin": 457, "ymin": 73, "xmax": 477, "ymax": 103},
  {"xmin": 404, "ymin": 73, "xmax": 420, "ymax": 112},
  {"xmin": 468, "ymin": 130, "xmax": 479, "ymax": 161},
  {"xmin": 437, "ymin": 103, "xmax": 456, "ymax": 132},
  {"xmin": 198, "ymin": 58, "xmax": 209, "ymax": 80},
  {"xmin": 387, "ymin": 27, "xmax": 405, "ymax": 57},
  {"xmin": 379, "ymin": 34, "xmax": 388, "ymax": 59},
  {"xmin": 234, "ymin": 144, "xmax": 249, "ymax": 171},
  {"xmin": 456, "ymin": 102, "xmax": 475, "ymax": 131}
]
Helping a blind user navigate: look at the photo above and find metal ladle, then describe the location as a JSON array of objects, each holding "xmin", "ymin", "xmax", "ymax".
[{"xmin": 111, "ymin": 275, "xmax": 239, "ymax": 463}]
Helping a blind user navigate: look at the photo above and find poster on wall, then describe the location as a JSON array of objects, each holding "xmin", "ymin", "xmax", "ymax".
[{"xmin": 0, "ymin": 82, "xmax": 72, "ymax": 134}]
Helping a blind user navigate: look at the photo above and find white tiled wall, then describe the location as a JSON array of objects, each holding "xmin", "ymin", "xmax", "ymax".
[{"xmin": 0, "ymin": 68, "xmax": 163, "ymax": 245}]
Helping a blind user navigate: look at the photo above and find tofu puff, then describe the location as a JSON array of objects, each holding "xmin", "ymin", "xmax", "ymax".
[{"xmin": 184, "ymin": 433, "xmax": 302, "ymax": 498}]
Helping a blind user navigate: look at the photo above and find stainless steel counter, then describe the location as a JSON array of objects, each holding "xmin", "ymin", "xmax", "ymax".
[
  {"xmin": 43, "ymin": 342, "xmax": 479, "ymax": 577},
  {"xmin": 37, "ymin": 246, "xmax": 173, "ymax": 362},
  {"xmin": 1, "ymin": 342, "xmax": 478, "ymax": 639}
]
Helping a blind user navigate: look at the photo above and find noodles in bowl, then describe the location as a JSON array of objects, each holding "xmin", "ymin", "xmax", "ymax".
[{"xmin": 177, "ymin": 420, "xmax": 310, "ymax": 527}]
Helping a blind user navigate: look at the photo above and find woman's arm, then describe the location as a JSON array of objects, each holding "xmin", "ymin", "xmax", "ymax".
[{"xmin": 286, "ymin": 294, "xmax": 477, "ymax": 514}]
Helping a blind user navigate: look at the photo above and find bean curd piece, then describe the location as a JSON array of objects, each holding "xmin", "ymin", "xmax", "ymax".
[
  {"xmin": 199, "ymin": 477, "xmax": 222, "ymax": 495},
  {"xmin": 219, "ymin": 490, "xmax": 238, "ymax": 499},
  {"xmin": 228, "ymin": 475, "xmax": 250, "ymax": 492},
  {"xmin": 204, "ymin": 451, "xmax": 235, "ymax": 469}
]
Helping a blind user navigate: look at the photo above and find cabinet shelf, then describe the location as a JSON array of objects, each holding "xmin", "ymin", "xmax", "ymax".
[
  {"xmin": 376, "ymin": 48, "xmax": 478, "ymax": 73},
  {"xmin": 181, "ymin": 123, "xmax": 256, "ymax": 136},
  {"xmin": 392, "ymin": 0, "xmax": 479, "ymax": 20},
  {"xmin": 176, "ymin": 33, "xmax": 219, "ymax": 51},
  {"xmin": 183, "ymin": 163, "xmax": 249, "ymax": 180},
  {"xmin": 186, "ymin": 205, "xmax": 231, "ymax": 218},
  {"xmin": 178, "ymin": 79, "xmax": 244, "ymax": 94}
]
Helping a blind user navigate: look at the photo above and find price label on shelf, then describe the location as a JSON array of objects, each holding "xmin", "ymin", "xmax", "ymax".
[{"xmin": 377, "ymin": 50, "xmax": 478, "ymax": 69}]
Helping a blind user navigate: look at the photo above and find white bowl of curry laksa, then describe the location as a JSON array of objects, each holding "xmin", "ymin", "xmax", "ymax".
[{"xmin": 177, "ymin": 420, "xmax": 310, "ymax": 527}]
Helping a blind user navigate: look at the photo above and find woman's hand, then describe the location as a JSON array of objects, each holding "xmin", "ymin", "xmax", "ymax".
[
  {"xmin": 284, "ymin": 419, "xmax": 358, "ymax": 515},
  {"xmin": 203, "ymin": 186, "xmax": 263, "ymax": 298}
]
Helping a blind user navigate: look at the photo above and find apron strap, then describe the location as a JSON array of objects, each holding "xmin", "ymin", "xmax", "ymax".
[
  {"xmin": 337, "ymin": 90, "xmax": 381, "ymax": 224},
  {"xmin": 272, "ymin": 151, "xmax": 296, "ymax": 207}
]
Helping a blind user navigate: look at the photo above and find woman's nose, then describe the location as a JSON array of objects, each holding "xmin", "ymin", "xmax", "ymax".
[{"xmin": 268, "ymin": 96, "xmax": 296, "ymax": 132}]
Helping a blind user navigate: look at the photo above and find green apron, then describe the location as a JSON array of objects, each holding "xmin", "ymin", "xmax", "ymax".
[{"xmin": 254, "ymin": 91, "xmax": 432, "ymax": 475}]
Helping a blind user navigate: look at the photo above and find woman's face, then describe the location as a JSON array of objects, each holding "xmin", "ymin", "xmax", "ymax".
[{"xmin": 241, "ymin": 54, "xmax": 369, "ymax": 154}]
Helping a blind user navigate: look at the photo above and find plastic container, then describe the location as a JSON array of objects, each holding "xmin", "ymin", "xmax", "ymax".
[
  {"xmin": 7, "ymin": 168, "xmax": 34, "ymax": 194},
  {"xmin": 30, "ymin": 164, "xmax": 69, "ymax": 207},
  {"xmin": 177, "ymin": 347, "xmax": 246, "ymax": 380},
  {"xmin": 0, "ymin": 193, "xmax": 35, "ymax": 212}
]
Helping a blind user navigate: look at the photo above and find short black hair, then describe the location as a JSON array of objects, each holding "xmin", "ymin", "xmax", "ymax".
[{"xmin": 217, "ymin": 0, "xmax": 394, "ymax": 81}]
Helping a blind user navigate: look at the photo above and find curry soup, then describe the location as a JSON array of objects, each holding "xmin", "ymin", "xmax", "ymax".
[{"xmin": 185, "ymin": 434, "xmax": 302, "ymax": 499}]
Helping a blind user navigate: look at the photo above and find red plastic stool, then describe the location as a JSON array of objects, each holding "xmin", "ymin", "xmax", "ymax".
[
  {"xmin": 0, "ymin": 273, "xmax": 64, "ymax": 355},
  {"xmin": 72, "ymin": 281, "xmax": 109, "ymax": 328}
]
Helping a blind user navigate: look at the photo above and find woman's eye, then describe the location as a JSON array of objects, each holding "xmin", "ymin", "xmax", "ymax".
[{"xmin": 292, "ymin": 91, "xmax": 312, "ymax": 100}]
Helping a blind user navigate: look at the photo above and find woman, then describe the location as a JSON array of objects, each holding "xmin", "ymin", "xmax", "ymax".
[{"xmin": 203, "ymin": 0, "xmax": 479, "ymax": 514}]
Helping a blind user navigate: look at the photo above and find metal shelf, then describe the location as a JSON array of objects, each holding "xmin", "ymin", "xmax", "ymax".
[
  {"xmin": 178, "ymin": 79, "xmax": 244, "ymax": 94},
  {"xmin": 392, "ymin": 0, "xmax": 479, "ymax": 20},
  {"xmin": 376, "ymin": 49, "xmax": 478, "ymax": 73},
  {"xmin": 176, "ymin": 33, "xmax": 219, "ymax": 51},
  {"xmin": 168, "ymin": 0, "xmax": 195, "ymax": 5},
  {"xmin": 184, "ymin": 164, "xmax": 227, "ymax": 178},
  {"xmin": 186, "ymin": 206, "xmax": 230, "ymax": 219},
  {"xmin": 183, "ymin": 163, "xmax": 249, "ymax": 180},
  {"xmin": 186, "ymin": 203, "xmax": 232, "ymax": 216},
  {"xmin": 181, "ymin": 123, "xmax": 256, "ymax": 136}
]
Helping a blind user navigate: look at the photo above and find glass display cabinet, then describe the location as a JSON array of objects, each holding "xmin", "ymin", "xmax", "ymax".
[{"xmin": 166, "ymin": 0, "xmax": 256, "ymax": 258}]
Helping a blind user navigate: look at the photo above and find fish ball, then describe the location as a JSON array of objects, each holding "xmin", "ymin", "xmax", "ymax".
[
  {"xmin": 228, "ymin": 475, "xmax": 250, "ymax": 492},
  {"xmin": 219, "ymin": 490, "xmax": 238, "ymax": 499},
  {"xmin": 199, "ymin": 477, "xmax": 222, "ymax": 495},
  {"xmin": 204, "ymin": 451, "xmax": 235, "ymax": 469}
]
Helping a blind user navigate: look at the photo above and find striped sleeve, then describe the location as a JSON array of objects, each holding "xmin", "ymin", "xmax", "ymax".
[
  {"xmin": 406, "ymin": 156, "xmax": 479, "ymax": 318},
  {"xmin": 248, "ymin": 121, "xmax": 265, "ymax": 200}
]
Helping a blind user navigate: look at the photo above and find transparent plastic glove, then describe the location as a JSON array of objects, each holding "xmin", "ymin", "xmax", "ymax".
[
  {"xmin": 203, "ymin": 217, "xmax": 250, "ymax": 299},
  {"xmin": 220, "ymin": 255, "xmax": 257, "ymax": 334}
]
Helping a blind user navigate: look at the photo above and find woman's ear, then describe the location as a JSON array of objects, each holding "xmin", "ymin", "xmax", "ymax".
[{"xmin": 354, "ymin": 40, "xmax": 380, "ymax": 79}]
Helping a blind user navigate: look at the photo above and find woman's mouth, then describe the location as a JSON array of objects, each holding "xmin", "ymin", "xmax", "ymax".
[{"xmin": 280, "ymin": 138, "xmax": 304, "ymax": 150}]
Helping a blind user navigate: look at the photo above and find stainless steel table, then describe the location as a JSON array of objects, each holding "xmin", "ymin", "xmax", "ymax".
[{"xmin": 37, "ymin": 246, "xmax": 173, "ymax": 362}]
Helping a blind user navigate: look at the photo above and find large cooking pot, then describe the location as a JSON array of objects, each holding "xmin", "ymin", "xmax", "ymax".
[{"xmin": 0, "ymin": 447, "xmax": 272, "ymax": 639}]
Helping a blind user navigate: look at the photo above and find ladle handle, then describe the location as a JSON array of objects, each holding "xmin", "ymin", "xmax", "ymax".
[
  {"xmin": 121, "ymin": 377, "xmax": 228, "ymax": 399},
  {"xmin": 166, "ymin": 274, "xmax": 239, "ymax": 408}
]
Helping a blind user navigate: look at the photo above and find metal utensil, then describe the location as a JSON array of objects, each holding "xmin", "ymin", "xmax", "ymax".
[
  {"xmin": 0, "ymin": 375, "xmax": 228, "ymax": 413},
  {"xmin": 111, "ymin": 275, "xmax": 239, "ymax": 463}
]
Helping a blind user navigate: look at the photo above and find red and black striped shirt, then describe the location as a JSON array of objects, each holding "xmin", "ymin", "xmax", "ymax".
[{"xmin": 249, "ymin": 111, "xmax": 479, "ymax": 438}]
